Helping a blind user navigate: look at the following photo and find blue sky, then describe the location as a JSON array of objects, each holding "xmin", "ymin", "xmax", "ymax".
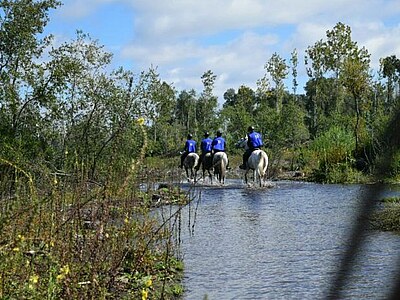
[{"xmin": 45, "ymin": 0, "xmax": 400, "ymax": 104}]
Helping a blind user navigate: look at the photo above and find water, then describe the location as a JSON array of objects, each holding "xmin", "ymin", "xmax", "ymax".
[{"xmin": 176, "ymin": 180, "xmax": 400, "ymax": 300}]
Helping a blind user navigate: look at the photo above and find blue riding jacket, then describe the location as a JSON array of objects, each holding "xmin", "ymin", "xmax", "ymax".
[
  {"xmin": 185, "ymin": 139, "xmax": 197, "ymax": 153},
  {"xmin": 248, "ymin": 132, "xmax": 263, "ymax": 149},
  {"xmin": 212, "ymin": 136, "xmax": 225, "ymax": 151},
  {"xmin": 201, "ymin": 137, "xmax": 213, "ymax": 153}
]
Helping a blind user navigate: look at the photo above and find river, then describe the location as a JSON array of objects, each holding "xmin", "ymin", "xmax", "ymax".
[{"xmin": 173, "ymin": 179, "xmax": 400, "ymax": 299}]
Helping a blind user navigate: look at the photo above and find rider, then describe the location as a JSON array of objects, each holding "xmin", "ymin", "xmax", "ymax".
[
  {"xmin": 196, "ymin": 131, "xmax": 213, "ymax": 171},
  {"xmin": 239, "ymin": 126, "xmax": 263, "ymax": 169},
  {"xmin": 211, "ymin": 129, "xmax": 230, "ymax": 170},
  {"xmin": 180, "ymin": 133, "xmax": 197, "ymax": 168}
]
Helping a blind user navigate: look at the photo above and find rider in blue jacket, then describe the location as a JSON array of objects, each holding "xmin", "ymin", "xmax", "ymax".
[
  {"xmin": 212, "ymin": 129, "xmax": 226, "ymax": 153},
  {"xmin": 196, "ymin": 131, "xmax": 213, "ymax": 170},
  {"xmin": 180, "ymin": 134, "xmax": 197, "ymax": 168},
  {"xmin": 239, "ymin": 126, "xmax": 263, "ymax": 169},
  {"xmin": 212, "ymin": 129, "xmax": 230, "ymax": 169}
]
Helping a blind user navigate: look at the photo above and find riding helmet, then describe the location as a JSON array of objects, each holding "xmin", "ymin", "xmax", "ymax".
[
  {"xmin": 248, "ymin": 126, "xmax": 255, "ymax": 132},
  {"xmin": 216, "ymin": 129, "xmax": 222, "ymax": 136},
  {"xmin": 187, "ymin": 133, "xmax": 193, "ymax": 139},
  {"xmin": 204, "ymin": 131, "xmax": 209, "ymax": 137}
]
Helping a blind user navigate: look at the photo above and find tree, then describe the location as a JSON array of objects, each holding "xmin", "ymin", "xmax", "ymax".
[
  {"xmin": 0, "ymin": 0, "xmax": 61, "ymax": 158},
  {"xmin": 197, "ymin": 70, "xmax": 218, "ymax": 134},
  {"xmin": 220, "ymin": 85, "xmax": 256, "ymax": 143},
  {"xmin": 265, "ymin": 52, "xmax": 289, "ymax": 113},
  {"xmin": 305, "ymin": 22, "xmax": 371, "ymax": 142},
  {"xmin": 290, "ymin": 48, "xmax": 299, "ymax": 99},
  {"xmin": 176, "ymin": 89, "xmax": 197, "ymax": 134},
  {"xmin": 341, "ymin": 49, "xmax": 371, "ymax": 154},
  {"xmin": 379, "ymin": 55, "xmax": 400, "ymax": 111}
]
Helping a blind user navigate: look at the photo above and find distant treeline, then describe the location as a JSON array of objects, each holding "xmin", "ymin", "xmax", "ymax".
[{"xmin": 1, "ymin": 1, "xmax": 400, "ymax": 183}]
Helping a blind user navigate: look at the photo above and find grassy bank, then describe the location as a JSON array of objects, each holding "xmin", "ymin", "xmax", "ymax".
[
  {"xmin": 0, "ymin": 158, "xmax": 189, "ymax": 299},
  {"xmin": 371, "ymin": 196, "xmax": 400, "ymax": 232}
]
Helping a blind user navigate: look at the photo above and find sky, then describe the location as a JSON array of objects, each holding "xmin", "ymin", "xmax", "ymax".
[{"xmin": 45, "ymin": 0, "xmax": 400, "ymax": 104}]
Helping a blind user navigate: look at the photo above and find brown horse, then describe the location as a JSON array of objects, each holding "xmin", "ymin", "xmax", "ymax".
[
  {"xmin": 183, "ymin": 153, "xmax": 199, "ymax": 182},
  {"xmin": 201, "ymin": 152, "xmax": 213, "ymax": 183}
]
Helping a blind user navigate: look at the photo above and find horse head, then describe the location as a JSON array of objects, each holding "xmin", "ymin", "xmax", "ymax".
[{"xmin": 235, "ymin": 137, "xmax": 249, "ymax": 150}]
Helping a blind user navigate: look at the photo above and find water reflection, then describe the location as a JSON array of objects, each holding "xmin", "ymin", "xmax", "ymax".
[{"xmin": 179, "ymin": 180, "xmax": 400, "ymax": 300}]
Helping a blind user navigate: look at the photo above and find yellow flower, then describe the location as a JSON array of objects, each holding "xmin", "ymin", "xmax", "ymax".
[
  {"xmin": 56, "ymin": 274, "xmax": 64, "ymax": 281},
  {"xmin": 60, "ymin": 265, "xmax": 70, "ymax": 275},
  {"xmin": 12, "ymin": 247, "xmax": 19, "ymax": 252},
  {"xmin": 57, "ymin": 265, "xmax": 70, "ymax": 281},
  {"xmin": 137, "ymin": 117, "xmax": 145, "ymax": 126},
  {"xmin": 17, "ymin": 234, "xmax": 25, "ymax": 241},
  {"xmin": 30, "ymin": 274, "xmax": 39, "ymax": 284},
  {"xmin": 145, "ymin": 277, "xmax": 152, "ymax": 288},
  {"xmin": 141, "ymin": 288, "xmax": 148, "ymax": 300}
]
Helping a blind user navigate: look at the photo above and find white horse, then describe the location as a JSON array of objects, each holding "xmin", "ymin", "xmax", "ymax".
[
  {"xmin": 183, "ymin": 153, "xmax": 199, "ymax": 182},
  {"xmin": 236, "ymin": 137, "xmax": 268, "ymax": 187},
  {"xmin": 213, "ymin": 152, "xmax": 228, "ymax": 184}
]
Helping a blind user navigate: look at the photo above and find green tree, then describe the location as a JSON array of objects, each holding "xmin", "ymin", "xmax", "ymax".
[
  {"xmin": 340, "ymin": 49, "xmax": 371, "ymax": 154},
  {"xmin": 379, "ymin": 55, "xmax": 400, "ymax": 112},
  {"xmin": 305, "ymin": 22, "xmax": 371, "ymax": 139},
  {"xmin": 220, "ymin": 85, "xmax": 255, "ymax": 144},
  {"xmin": 266, "ymin": 52, "xmax": 289, "ymax": 113},
  {"xmin": 197, "ymin": 70, "xmax": 218, "ymax": 134},
  {"xmin": 0, "ymin": 0, "xmax": 61, "ymax": 158},
  {"xmin": 290, "ymin": 48, "xmax": 299, "ymax": 99},
  {"xmin": 176, "ymin": 89, "xmax": 197, "ymax": 134}
]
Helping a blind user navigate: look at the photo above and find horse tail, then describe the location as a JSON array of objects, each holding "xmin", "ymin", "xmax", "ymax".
[
  {"xmin": 213, "ymin": 153, "xmax": 226, "ymax": 183},
  {"xmin": 258, "ymin": 151, "xmax": 268, "ymax": 177}
]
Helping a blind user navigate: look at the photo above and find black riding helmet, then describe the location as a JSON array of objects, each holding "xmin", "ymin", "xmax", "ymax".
[
  {"xmin": 187, "ymin": 133, "xmax": 193, "ymax": 139},
  {"xmin": 204, "ymin": 131, "xmax": 209, "ymax": 137},
  {"xmin": 216, "ymin": 129, "xmax": 222, "ymax": 137},
  {"xmin": 248, "ymin": 126, "xmax": 255, "ymax": 132}
]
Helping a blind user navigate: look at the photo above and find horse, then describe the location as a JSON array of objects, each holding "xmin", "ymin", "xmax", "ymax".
[
  {"xmin": 201, "ymin": 152, "xmax": 213, "ymax": 183},
  {"xmin": 236, "ymin": 137, "xmax": 269, "ymax": 187},
  {"xmin": 213, "ymin": 152, "xmax": 228, "ymax": 184},
  {"xmin": 183, "ymin": 152, "xmax": 199, "ymax": 182}
]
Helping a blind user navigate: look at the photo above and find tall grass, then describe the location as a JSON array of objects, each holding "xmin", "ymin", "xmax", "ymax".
[
  {"xmin": 307, "ymin": 126, "xmax": 366, "ymax": 183},
  {"xmin": 0, "ymin": 123, "xmax": 188, "ymax": 299}
]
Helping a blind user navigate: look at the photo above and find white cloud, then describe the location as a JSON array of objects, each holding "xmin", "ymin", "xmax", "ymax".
[{"xmin": 50, "ymin": 0, "xmax": 400, "ymax": 102}]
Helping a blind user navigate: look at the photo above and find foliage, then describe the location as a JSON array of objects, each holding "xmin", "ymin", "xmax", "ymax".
[
  {"xmin": 265, "ymin": 52, "xmax": 289, "ymax": 113},
  {"xmin": 2, "ymin": 3, "xmax": 400, "ymax": 296},
  {"xmin": 371, "ymin": 202, "xmax": 400, "ymax": 232},
  {"xmin": 0, "ymin": 158, "xmax": 187, "ymax": 299},
  {"xmin": 308, "ymin": 126, "xmax": 357, "ymax": 183}
]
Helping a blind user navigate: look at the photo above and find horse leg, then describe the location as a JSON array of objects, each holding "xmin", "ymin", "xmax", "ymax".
[
  {"xmin": 193, "ymin": 168, "xmax": 197, "ymax": 182},
  {"xmin": 221, "ymin": 162, "xmax": 226, "ymax": 184},
  {"xmin": 257, "ymin": 168, "xmax": 262, "ymax": 187},
  {"xmin": 244, "ymin": 170, "xmax": 248, "ymax": 184},
  {"xmin": 185, "ymin": 168, "xmax": 190, "ymax": 181}
]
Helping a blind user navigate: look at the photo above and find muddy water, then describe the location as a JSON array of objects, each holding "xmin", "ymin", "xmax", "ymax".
[{"xmin": 177, "ymin": 180, "xmax": 400, "ymax": 299}]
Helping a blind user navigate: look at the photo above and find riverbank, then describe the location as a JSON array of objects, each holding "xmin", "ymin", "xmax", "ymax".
[{"xmin": 0, "ymin": 156, "xmax": 190, "ymax": 299}]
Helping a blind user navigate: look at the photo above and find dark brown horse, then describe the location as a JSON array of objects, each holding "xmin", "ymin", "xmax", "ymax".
[
  {"xmin": 183, "ymin": 153, "xmax": 199, "ymax": 182},
  {"xmin": 201, "ymin": 152, "xmax": 213, "ymax": 183}
]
